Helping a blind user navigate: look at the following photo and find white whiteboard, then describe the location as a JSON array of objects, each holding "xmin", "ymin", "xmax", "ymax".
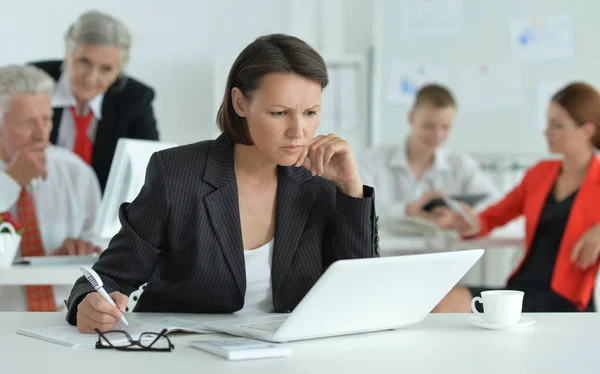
[{"xmin": 372, "ymin": 0, "xmax": 600, "ymax": 155}]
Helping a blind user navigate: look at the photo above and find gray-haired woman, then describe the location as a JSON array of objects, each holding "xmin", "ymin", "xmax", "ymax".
[{"xmin": 32, "ymin": 10, "xmax": 159, "ymax": 192}]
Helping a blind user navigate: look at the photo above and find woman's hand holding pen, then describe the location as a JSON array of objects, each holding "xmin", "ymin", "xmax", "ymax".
[
  {"xmin": 295, "ymin": 133, "xmax": 364, "ymax": 198},
  {"xmin": 77, "ymin": 291, "xmax": 128, "ymax": 333}
]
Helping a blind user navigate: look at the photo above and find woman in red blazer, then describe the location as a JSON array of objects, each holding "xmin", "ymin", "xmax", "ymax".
[{"xmin": 435, "ymin": 82, "xmax": 600, "ymax": 313}]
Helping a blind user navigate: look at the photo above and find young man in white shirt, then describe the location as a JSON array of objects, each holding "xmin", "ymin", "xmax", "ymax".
[
  {"xmin": 0, "ymin": 65, "xmax": 102, "ymax": 311},
  {"xmin": 360, "ymin": 84, "xmax": 498, "ymax": 228}
]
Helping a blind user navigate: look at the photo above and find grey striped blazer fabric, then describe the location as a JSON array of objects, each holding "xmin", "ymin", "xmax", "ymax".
[{"xmin": 66, "ymin": 135, "xmax": 378, "ymax": 325}]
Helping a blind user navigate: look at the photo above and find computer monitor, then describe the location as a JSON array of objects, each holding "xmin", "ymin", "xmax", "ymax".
[{"xmin": 93, "ymin": 138, "xmax": 178, "ymax": 241}]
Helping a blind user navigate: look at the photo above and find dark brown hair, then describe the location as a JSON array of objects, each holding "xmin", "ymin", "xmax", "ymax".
[
  {"xmin": 216, "ymin": 34, "xmax": 328, "ymax": 145},
  {"xmin": 552, "ymin": 82, "xmax": 600, "ymax": 149},
  {"xmin": 413, "ymin": 84, "xmax": 456, "ymax": 109}
]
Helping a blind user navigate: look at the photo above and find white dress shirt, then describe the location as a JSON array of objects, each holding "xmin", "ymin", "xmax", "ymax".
[
  {"xmin": 237, "ymin": 239, "xmax": 274, "ymax": 316},
  {"xmin": 0, "ymin": 146, "xmax": 102, "ymax": 311},
  {"xmin": 51, "ymin": 73, "xmax": 104, "ymax": 152},
  {"xmin": 359, "ymin": 142, "xmax": 499, "ymax": 219}
]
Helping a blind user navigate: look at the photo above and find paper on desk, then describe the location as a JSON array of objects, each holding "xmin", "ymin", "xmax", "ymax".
[
  {"xmin": 159, "ymin": 316, "xmax": 214, "ymax": 333},
  {"xmin": 17, "ymin": 316, "xmax": 212, "ymax": 348}
]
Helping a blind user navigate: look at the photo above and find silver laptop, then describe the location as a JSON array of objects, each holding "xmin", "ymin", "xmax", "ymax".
[{"xmin": 202, "ymin": 249, "xmax": 484, "ymax": 342}]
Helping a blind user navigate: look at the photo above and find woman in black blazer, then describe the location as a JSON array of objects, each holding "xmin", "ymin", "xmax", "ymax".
[
  {"xmin": 66, "ymin": 34, "xmax": 378, "ymax": 333},
  {"xmin": 33, "ymin": 10, "xmax": 159, "ymax": 192}
]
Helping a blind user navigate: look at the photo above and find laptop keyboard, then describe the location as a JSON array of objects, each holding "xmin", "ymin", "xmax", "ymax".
[{"xmin": 245, "ymin": 320, "xmax": 286, "ymax": 332}]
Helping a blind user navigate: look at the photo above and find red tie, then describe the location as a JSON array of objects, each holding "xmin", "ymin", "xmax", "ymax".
[
  {"xmin": 17, "ymin": 189, "xmax": 56, "ymax": 312},
  {"xmin": 70, "ymin": 106, "xmax": 94, "ymax": 165}
]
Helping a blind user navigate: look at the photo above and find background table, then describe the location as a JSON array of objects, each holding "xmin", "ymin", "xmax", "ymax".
[{"xmin": 0, "ymin": 264, "xmax": 82, "ymax": 286}]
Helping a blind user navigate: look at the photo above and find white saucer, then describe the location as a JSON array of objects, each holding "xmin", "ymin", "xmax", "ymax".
[{"xmin": 466, "ymin": 315, "xmax": 536, "ymax": 330}]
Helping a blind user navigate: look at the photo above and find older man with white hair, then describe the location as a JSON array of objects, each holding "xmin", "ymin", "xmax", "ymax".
[
  {"xmin": 32, "ymin": 10, "xmax": 160, "ymax": 193},
  {"xmin": 0, "ymin": 65, "xmax": 102, "ymax": 311}
]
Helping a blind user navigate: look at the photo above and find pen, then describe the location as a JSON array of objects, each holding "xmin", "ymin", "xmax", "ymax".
[{"xmin": 80, "ymin": 266, "xmax": 129, "ymax": 326}]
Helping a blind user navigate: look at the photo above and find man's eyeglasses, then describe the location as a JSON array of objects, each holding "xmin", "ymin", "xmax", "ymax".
[{"xmin": 95, "ymin": 328, "xmax": 174, "ymax": 352}]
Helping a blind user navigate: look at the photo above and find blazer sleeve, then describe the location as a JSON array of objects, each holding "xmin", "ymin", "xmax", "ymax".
[
  {"xmin": 358, "ymin": 149, "xmax": 408, "ymax": 220},
  {"xmin": 475, "ymin": 173, "xmax": 528, "ymax": 237},
  {"xmin": 65, "ymin": 152, "xmax": 169, "ymax": 325},
  {"xmin": 323, "ymin": 186, "xmax": 379, "ymax": 267},
  {"xmin": 127, "ymin": 87, "xmax": 159, "ymax": 141}
]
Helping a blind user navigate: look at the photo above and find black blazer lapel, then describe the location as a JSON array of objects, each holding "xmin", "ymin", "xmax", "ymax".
[
  {"xmin": 33, "ymin": 60, "xmax": 63, "ymax": 145},
  {"xmin": 92, "ymin": 92, "xmax": 117, "ymax": 167},
  {"xmin": 50, "ymin": 107, "xmax": 63, "ymax": 144},
  {"xmin": 272, "ymin": 166, "xmax": 315, "ymax": 293},
  {"xmin": 202, "ymin": 135, "xmax": 245, "ymax": 296}
]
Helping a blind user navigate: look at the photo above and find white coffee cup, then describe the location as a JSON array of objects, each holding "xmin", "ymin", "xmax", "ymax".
[{"xmin": 471, "ymin": 290, "xmax": 524, "ymax": 325}]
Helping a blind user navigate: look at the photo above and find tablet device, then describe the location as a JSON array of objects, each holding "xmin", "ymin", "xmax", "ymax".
[
  {"xmin": 422, "ymin": 194, "xmax": 488, "ymax": 212},
  {"xmin": 451, "ymin": 194, "xmax": 488, "ymax": 207},
  {"xmin": 422, "ymin": 198, "xmax": 446, "ymax": 212}
]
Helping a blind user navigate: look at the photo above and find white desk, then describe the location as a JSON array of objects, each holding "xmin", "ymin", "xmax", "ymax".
[
  {"xmin": 379, "ymin": 220, "xmax": 526, "ymax": 256},
  {"xmin": 0, "ymin": 264, "xmax": 82, "ymax": 286},
  {"xmin": 379, "ymin": 234, "xmax": 524, "ymax": 256},
  {"xmin": 379, "ymin": 222, "xmax": 526, "ymax": 289},
  {"xmin": 1, "ymin": 312, "xmax": 597, "ymax": 373},
  {"xmin": 0, "ymin": 237, "xmax": 110, "ymax": 286},
  {"xmin": 0, "ymin": 231, "xmax": 524, "ymax": 286},
  {"xmin": 0, "ymin": 220, "xmax": 524, "ymax": 286}
]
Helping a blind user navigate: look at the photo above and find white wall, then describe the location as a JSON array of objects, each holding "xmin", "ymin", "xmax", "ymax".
[
  {"xmin": 343, "ymin": 0, "xmax": 373, "ymax": 57},
  {"xmin": 2, "ymin": 0, "xmax": 374, "ymax": 148},
  {"xmin": 13, "ymin": 0, "xmax": 590, "ymax": 157},
  {"xmin": 372, "ymin": 0, "xmax": 600, "ymax": 155}
]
